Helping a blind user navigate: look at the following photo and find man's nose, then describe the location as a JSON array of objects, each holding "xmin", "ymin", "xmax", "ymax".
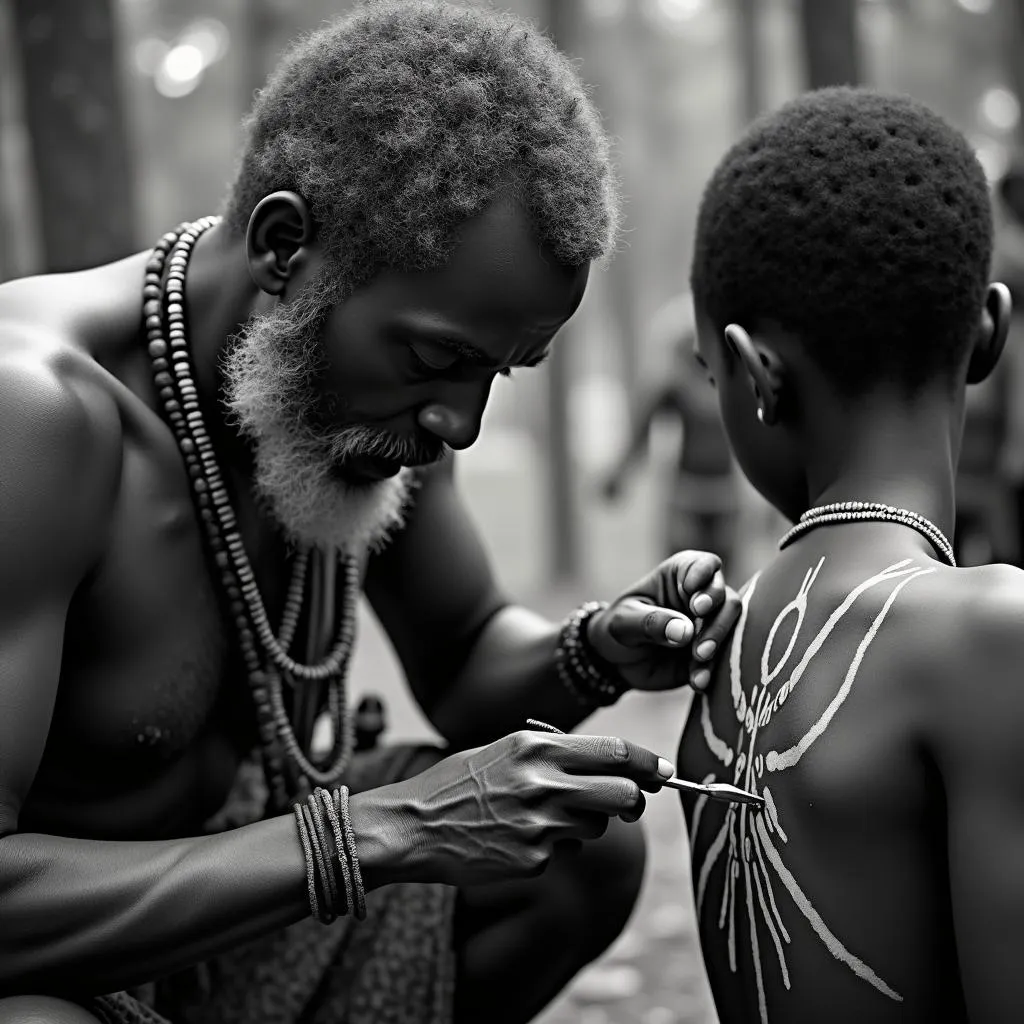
[{"xmin": 416, "ymin": 379, "xmax": 493, "ymax": 451}]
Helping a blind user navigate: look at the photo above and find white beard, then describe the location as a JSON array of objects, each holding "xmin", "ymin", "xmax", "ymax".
[
  {"xmin": 251, "ymin": 429, "xmax": 418, "ymax": 555},
  {"xmin": 219, "ymin": 269, "xmax": 423, "ymax": 557}
]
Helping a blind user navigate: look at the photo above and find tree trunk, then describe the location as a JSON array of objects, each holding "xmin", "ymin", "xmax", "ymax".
[
  {"xmin": 599, "ymin": 1, "xmax": 646, "ymax": 403},
  {"xmin": 539, "ymin": 0, "xmax": 581, "ymax": 583},
  {"xmin": 1006, "ymin": 0, "xmax": 1024, "ymax": 150},
  {"xmin": 11, "ymin": 0, "xmax": 136, "ymax": 271},
  {"xmin": 735, "ymin": 0, "xmax": 765, "ymax": 123},
  {"xmin": 798, "ymin": 0, "xmax": 860, "ymax": 90}
]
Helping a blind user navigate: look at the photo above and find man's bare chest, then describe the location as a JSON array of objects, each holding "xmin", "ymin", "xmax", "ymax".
[{"xmin": 26, "ymin": 425, "xmax": 299, "ymax": 833}]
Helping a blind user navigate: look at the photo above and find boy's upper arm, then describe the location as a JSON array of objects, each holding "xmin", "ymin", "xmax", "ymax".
[
  {"xmin": 928, "ymin": 570, "xmax": 1024, "ymax": 1023},
  {"xmin": 0, "ymin": 353, "xmax": 122, "ymax": 834}
]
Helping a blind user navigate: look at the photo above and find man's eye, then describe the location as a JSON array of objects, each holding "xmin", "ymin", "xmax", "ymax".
[{"xmin": 410, "ymin": 345, "xmax": 459, "ymax": 373}]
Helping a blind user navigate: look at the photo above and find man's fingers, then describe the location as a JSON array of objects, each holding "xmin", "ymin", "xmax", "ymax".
[
  {"xmin": 667, "ymin": 551, "xmax": 722, "ymax": 610},
  {"xmin": 562, "ymin": 812, "xmax": 610, "ymax": 843},
  {"xmin": 552, "ymin": 733, "xmax": 675, "ymax": 789},
  {"xmin": 619, "ymin": 791, "xmax": 647, "ymax": 824},
  {"xmin": 689, "ymin": 585, "xmax": 743, "ymax": 687},
  {"xmin": 606, "ymin": 597, "xmax": 695, "ymax": 650},
  {"xmin": 680, "ymin": 563, "xmax": 726, "ymax": 618},
  {"xmin": 564, "ymin": 775, "xmax": 646, "ymax": 819}
]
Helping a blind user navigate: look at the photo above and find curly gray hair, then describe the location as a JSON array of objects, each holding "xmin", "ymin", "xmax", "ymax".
[{"xmin": 222, "ymin": 0, "xmax": 620, "ymax": 300}]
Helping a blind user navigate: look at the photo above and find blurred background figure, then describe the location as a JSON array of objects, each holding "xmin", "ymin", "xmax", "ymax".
[
  {"xmin": 993, "ymin": 162, "xmax": 1024, "ymax": 565},
  {"xmin": 600, "ymin": 293, "xmax": 740, "ymax": 573},
  {"xmin": 955, "ymin": 347, "xmax": 1017, "ymax": 565},
  {"xmin": 955, "ymin": 160, "xmax": 1024, "ymax": 566},
  {"xmin": 3, "ymin": 1, "xmax": 1024, "ymax": 1022}
]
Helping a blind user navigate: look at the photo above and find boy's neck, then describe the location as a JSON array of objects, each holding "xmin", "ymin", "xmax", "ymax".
[{"xmin": 801, "ymin": 395, "xmax": 960, "ymax": 540}]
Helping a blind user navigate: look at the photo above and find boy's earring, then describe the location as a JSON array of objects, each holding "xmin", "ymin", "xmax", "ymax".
[{"xmin": 757, "ymin": 406, "xmax": 766, "ymax": 424}]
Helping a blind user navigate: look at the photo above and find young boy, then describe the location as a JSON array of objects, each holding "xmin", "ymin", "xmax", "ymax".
[{"xmin": 675, "ymin": 87, "xmax": 1020, "ymax": 1023}]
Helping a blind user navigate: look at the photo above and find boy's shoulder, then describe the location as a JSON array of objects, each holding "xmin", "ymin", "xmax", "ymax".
[
  {"xmin": 737, "ymin": 558, "xmax": 1024, "ymax": 735},
  {"xmin": 902, "ymin": 561, "xmax": 1024, "ymax": 665},
  {"xmin": 896, "ymin": 562, "xmax": 1024, "ymax": 754}
]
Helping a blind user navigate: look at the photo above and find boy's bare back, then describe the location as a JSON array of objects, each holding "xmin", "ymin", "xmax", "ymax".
[{"xmin": 678, "ymin": 537, "xmax": 1024, "ymax": 1023}]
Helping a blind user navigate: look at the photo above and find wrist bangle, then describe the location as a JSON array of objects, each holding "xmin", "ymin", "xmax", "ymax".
[
  {"xmin": 293, "ymin": 785, "xmax": 368, "ymax": 923},
  {"xmin": 555, "ymin": 601, "xmax": 625, "ymax": 708},
  {"xmin": 318, "ymin": 788, "xmax": 354, "ymax": 918},
  {"xmin": 294, "ymin": 801, "xmax": 323, "ymax": 924},
  {"xmin": 337, "ymin": 786, "xmax": 367, "ymax": 921},
  {"xmin": 303, "ymin": 801, "xmax": 337, "ymax": 924}
]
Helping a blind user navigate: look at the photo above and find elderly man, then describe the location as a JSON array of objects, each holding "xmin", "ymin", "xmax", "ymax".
[{"xmin": 0, "ymin": 4, "xmax": 738, "ymax": 1024}]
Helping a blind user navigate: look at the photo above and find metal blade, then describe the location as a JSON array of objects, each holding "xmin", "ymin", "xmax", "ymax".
[{"xmin": 662, "ymin": 776, "xmax": 764, "ymax": 808}]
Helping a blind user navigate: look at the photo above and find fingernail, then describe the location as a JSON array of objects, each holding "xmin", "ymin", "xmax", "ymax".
[
  {"xmin": 613, "ymin": 737, "xmax": 629, "ymax": 760},
  {"xmin": 692, "ymin": 668, "xmax": 711, "ymax": 689},
  {"xmin": 658, "ymin": 757, "xmax": 675, "ymax": 779},
  {"xmin": 665, "ymin": 618, "xmax": 691, "ymax": 644},
  {"xmin": 691, "ymin": 593, "xmax": 713, "ymax": 615},
  {"xmin": 696, "ymin": 639, "xmax": 717, "ymax": 660}
]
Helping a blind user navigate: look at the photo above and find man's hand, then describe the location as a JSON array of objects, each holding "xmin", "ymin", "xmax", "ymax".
[
  {"xmin": 378, "ymin": 730, "xmax": 673, "ymax": 888},
  {"xmin": 587, "ymin": 550, "xmax": 741, "ymax": 693}
]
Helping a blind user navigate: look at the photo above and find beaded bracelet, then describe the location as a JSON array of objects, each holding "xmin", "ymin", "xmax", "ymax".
[
  {"xmin": 301, "ymin": 798, "xmax": 337, "ymax": 929},
  {"xmin": 294, "ymin": 785, "xmax": 368, "ymax": 924},
  {"xmin": 293, "ymin": 802, "xmax": 323, "ymax": 923},
  {"xmin": 317, "ymin": 787, "xmax": 354, "ymax": 919},
  {"xmin": 555, "ymin": 601, "xmax": 625, "ymax": 708},
  {"xmin": 336, "ymin": 786, "xmax": 367, "ymax": 921}
]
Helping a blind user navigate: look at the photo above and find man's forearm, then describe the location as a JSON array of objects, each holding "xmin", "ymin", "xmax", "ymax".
[
  {"xmin": 0, "ymin": 793, "xmax": 413, "ymax": 995},
  {"xmin": 429, "ymin": 604, "xmax": 604, "ymax": 748}
]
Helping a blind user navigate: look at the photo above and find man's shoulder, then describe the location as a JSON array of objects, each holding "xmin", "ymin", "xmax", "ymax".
[
  {"xmin": 0, "ymin": 250, "xmax": 148, "ymax": 349},
  {"xmin": 0, "ymin": 323, "xmax": 124, "ymax": 539},
  {"xmin": 0, "ymin": 319, "xmax": 120, "ymax": 440}
]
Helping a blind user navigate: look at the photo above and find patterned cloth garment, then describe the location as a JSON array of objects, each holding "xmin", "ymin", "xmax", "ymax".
[{"xmin": 77, "ymin": 745, "xmax": 457, "ymax": 1024}]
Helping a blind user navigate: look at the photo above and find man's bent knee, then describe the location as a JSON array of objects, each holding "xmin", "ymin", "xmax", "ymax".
[
  {"xmin": 568, "ymin": 815, "xmax": 647, "ymax": 950},
  {"xmin": 0, "ymin": 996, "xmax": 104, "ymax": 1024},
  {"xmin": 503, "ymin": 814, "xmax": 647, "ymax": 962}
]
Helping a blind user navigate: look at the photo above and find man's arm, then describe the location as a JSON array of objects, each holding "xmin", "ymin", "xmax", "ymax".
[
  {"xmin": 365, "ymin": 456, "xmax": 740, "ymax": 749},
  {"xmin": 927, "ymin": 567, "xmax": 1024, "ymax": 1023},
  {"xmin": 365, "ymin": 456, "xmax": 591, "ymax": 748},
  {"xmin": 0, "ymin": 356, "xmax": 414, "ymax": 994}
]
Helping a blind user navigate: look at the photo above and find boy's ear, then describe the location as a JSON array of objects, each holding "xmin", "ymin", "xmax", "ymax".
[
  {"xmin": 724, "ymin": 323, "xmax": 784, "ymax": 426},
  {"xmin": 967, "ymin": 283, "xmax": 1012, "ymax": 385}
]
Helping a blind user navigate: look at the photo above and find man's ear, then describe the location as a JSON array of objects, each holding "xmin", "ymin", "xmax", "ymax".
[
  {"xmin": 967, "ymin": 283, "xmax": 1012, "ymax": 385},
  {"xmin": 724, "ymin": 323, "xmax": 784, "ymax": 426},
  {"xmin": 245, "ymin": 191, "xmax": 317, "ymax": 297}
]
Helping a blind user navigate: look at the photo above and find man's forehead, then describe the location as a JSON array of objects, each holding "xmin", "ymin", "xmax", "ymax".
[
  {"xmin": 362, "ymin": 209, "xmax": 589, "ymax": 329},
  {"xmin": 444, "ymin": 200, "xmax": 589, "ymax": 308}
]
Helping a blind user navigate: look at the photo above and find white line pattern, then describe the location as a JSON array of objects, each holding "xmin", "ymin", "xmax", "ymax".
[{"xmin": 690, "ymin": 558, "xmax": 934, "ymax": 1023}]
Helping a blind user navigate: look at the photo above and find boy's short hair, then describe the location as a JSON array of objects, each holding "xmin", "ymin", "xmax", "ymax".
[
  {"xmin": 691, "ymin": 87, "xmax": 993, "ymax": 395},
  {"xmin": 223, "ymin": 0, "xmax": 619, "ymax": 302}
]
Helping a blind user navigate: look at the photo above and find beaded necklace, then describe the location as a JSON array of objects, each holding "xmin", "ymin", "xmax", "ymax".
[
  {"xmin": 143, "ymin": 217, "xmax": 359, "ymax": 812},
  {"xmin": 778, "ymin": 500, "xmax": 956, "ymax": 567}
]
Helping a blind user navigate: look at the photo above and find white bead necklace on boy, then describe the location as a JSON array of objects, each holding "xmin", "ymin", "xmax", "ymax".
[{"xmin": 777, "ymin": 500, "xmax": 956, "ymax": 568}]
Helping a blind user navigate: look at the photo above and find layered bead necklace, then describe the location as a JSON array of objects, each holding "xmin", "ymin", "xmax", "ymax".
[
  {"xmin": 143, "ymin": 217, "xmax": 359, "ymax": 812},
  {"xmin": 778, "ymin": 500, "xmax": 956, "ymax": 567}
]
